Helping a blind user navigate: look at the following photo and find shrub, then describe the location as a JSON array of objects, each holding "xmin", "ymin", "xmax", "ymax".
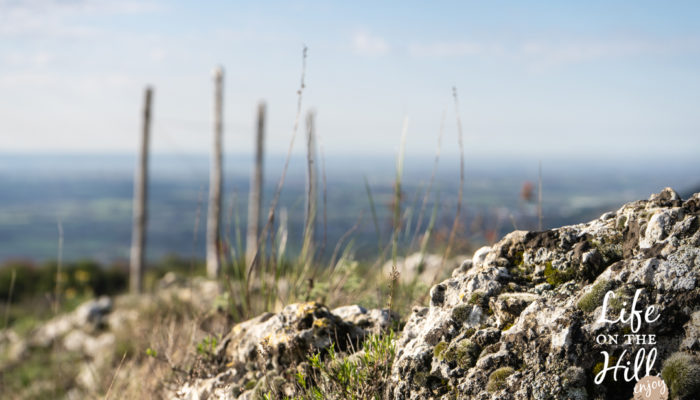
[
  {"xmin": 295, "ymin": 330, "xmax": 396, "ymax": 399},
  {"xmin": 661, "ymin": 352, "xmax": 700, "ymax": 399},
  {"xmin": 577, "ymin": 279, "xmax": 612, "ymax": 313},
  {"xmin": 196, "ymin": 335, "xmax": 219, "ymax": 358},
  {"xmin": 0, "ymin": 259, "xmax": 128, "ymax": 303}
]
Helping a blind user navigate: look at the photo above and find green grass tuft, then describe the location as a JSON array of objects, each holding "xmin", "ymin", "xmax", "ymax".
[{"xmin": 577, "ymin": 279, "xmax": 612, "ymax": 313}]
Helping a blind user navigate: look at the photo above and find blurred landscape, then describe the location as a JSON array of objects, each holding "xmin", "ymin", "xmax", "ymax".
[
  {"xmin": 1, "ymin": 152, "xmax": 697, "ymax": 264},
  {"xmin": 2, "ymin": 1, "xmax": 700, "ymax": 398}
]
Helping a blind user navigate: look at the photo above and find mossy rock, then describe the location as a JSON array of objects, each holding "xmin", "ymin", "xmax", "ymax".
[
  {"xmin": 412, "ymin": 371, "xmax": 428, "ymax": 385},
  {"xmin": 512, "ymin": 250, "xmax": 524, "ymax": 266},
  {"xmin": 486, "ymin": 366, "xmax": 514, "ymax": 392},
  {"xmin": 434, "ymin": 341, "xmax": 449, "ymax": 361},
  {"xmin": 593, "ymin": 355, "xmax": 617, "ymax": 377},
  {"xmin": 454, "ymin": 339, "xmax": 480, "ymax": 369},
  {"xmin": 544, "ymin": 261, "xmax": 576, "ymax": 287},
  {"xmin": 451, "ymin": 304, "xmax": 472, "ymax": 324},
  {"xmin": 468, "ymin": 291, "xmax": 485, "ymax": 306}
]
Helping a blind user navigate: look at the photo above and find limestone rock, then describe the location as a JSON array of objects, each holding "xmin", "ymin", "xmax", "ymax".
[
  {"xmin": 390, "ymin": 188, "xmax": 700, "ymax": 399},
  {"xmin": 172, "ymin": 302, "xmax": 396, "ymax": 399}
]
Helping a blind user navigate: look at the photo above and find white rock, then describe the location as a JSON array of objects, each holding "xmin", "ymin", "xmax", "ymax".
[
  {"xmin": 550, "ymin": 327, "xmax": 571, "ymax": 352},
  {"xmin": 472, "ymin": 246, "xmax": 492, "ymax": 268}
]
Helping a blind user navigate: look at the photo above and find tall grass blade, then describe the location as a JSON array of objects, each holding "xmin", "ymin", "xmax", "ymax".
[
  {"xmin": 392, "ymin": 117, "xmax": 409, "ymax": 266},
  {"xmin": 364, "ymin": 176, "xmax": 381, "ymax": 250}
]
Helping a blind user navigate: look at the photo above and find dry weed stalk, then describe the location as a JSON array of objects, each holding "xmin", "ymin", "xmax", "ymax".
[
  {"xmin": 387, "ymin": 263, "xmax": 400, "ymax": 312},
  {"xmin": 430, "ymin": 87, "xmax": 465, "ymax": 286}
]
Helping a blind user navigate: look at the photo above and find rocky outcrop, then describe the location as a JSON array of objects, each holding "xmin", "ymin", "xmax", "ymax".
[
  {"xmin": 390, "ymin": 188, "xmax": 700, "ymax": 399},
  {"xmin": 170, "ymin": 188, "xmax": 700, "ymax": 399},
  {"xmin": 10, "ymin": 189, "xmax": 697, "ymax": 399},
  {"xmin": 173, "ymin": 302, "xmax": 396, "ymax": 399}
]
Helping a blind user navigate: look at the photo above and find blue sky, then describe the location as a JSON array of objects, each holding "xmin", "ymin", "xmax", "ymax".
[{"xmin": 1, "ymin": 0, "xmax": 699, "ymax": 159}]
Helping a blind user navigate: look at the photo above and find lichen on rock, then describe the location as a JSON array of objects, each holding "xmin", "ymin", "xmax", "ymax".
[
  {"xmin": 389, "ymin": 188, "xmax": 700, "ymax": 399},
  {"xmin": 169, "ymin": 188, "xmax": 700, "ymax": 399}
]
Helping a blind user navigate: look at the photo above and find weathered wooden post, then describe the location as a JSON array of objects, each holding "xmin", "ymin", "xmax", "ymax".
[
  {"xmin": 301, "ymin": 110, "xmax": 317, "ymax": 264},
  {"xmin": 538, "ymin": 161, "xmax": 543, "ymax": 231},
  {"xmin": 245, "ymin": 102, "xmax": 266, "ymax": 267},
  {"xmin": 130, "ymin": 86, "xmax": 153, "ymax": 293},
  {"xmin": 206, "ymin": 67, "xmax": 224, "ymax": 278}
]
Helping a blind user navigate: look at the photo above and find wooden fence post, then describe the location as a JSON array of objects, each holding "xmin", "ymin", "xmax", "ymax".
[
  {"xmin": 301, "ymin": 110, "xmax": 317, "ymax": 264},
  {"xmin": 246, "ymin": 102, "xmax": 266, "ymax": 267},
  {"xmin": 130, "ymin": 86, "xmax": 153, "ymax": 293},
  {"xmin": 206, "ymin": 67, "xmax": 224, "ymax": 278},
  {"xmin": 538, "ymin": 161, "xmax": 543, "ymax": 231}
]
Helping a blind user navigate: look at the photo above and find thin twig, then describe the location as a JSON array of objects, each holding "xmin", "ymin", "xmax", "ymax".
[
  {"xmin": 104, "ymin": 352, "xmax": 128, "ymax": 400},
  {"xmin": 191, "ymin": 184, "xmax": 205, "ymax": 272},
  {"xmin": 320, "ymin": 135, "xmax": 328, "ymax": 260},
  {"xmin": 53, "ymin": 218, "xmax": 64, "ymax": 314},
  {"xmin": 3, "ymin": 269, "xmax": 16, "ymax": 330},
  {"xmin": 189, "ymin": 184, "xmax": 205, "ymax": 308},
  {"xmin": 364, "ymin": 176, "xmax": 382, "ymax": 252}
]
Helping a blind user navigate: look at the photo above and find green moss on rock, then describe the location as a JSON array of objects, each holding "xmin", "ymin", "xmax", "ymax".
[
  {"xmin": 454, "ymin": 340, "xmax": 480, "ymax": 369},
  {"xmin": 486, "ymin": 367, "xmax": 514, "ymax": 393},
  {"xmin": 451, "ymin": 304, "xmax": 471, "ymax": 324},
  {"xmin": 412, "ymin": 371, "xmax": 427, "ymax": 386},
  {"xmin": 468, "ymin": 291, "xmax": 484, "ymax": 306},
  {"xmin": 544, "ymin": 261, "xmax": 576, "ymax": 287},
  {"xmin": 434, "ymin": 341, "xmax": 448, "ymax": 361}
]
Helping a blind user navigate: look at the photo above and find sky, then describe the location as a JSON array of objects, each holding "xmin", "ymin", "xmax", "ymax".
[{"xmin": 1, "ymin": 0, "xmax": 700, "ymax": 160}]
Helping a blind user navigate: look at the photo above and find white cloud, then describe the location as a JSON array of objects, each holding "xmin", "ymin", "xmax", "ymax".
[
  {"xmin": 149, "ymin": 48, "xmax": 167, "ymax": 62},
  {"xmin": 406, "ymin": 37, "xmax": 700, "ymax": 70},
  {"xmin": 352, "ymin": 31, "xmax": 389, "ymax": 56},
  {"xmin": 0, "ymin": 0, "xmax": 160, "ymax": 38},
  {"xmin": 520, "ymin": 40, "xmax": 645, "ymax": 68},
  {"xmin": 0, "ymin": 71, "xmax": 136, "ymax": 91},
  {"xmin": 0, "ymin": 72, "xmax": 53, "ymax": 87},
  {"xmin": 408, "ymin": 41, "xmax": 503, "ymax": 58},
  {"xmin": 2, "ymin": 51, "xmax": 53, "ymax": 67}
]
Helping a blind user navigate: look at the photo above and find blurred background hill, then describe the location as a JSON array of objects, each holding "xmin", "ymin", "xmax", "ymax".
[{"xmin": 1, "ymin": 152, "xmax": 697, "ymax": 264}]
